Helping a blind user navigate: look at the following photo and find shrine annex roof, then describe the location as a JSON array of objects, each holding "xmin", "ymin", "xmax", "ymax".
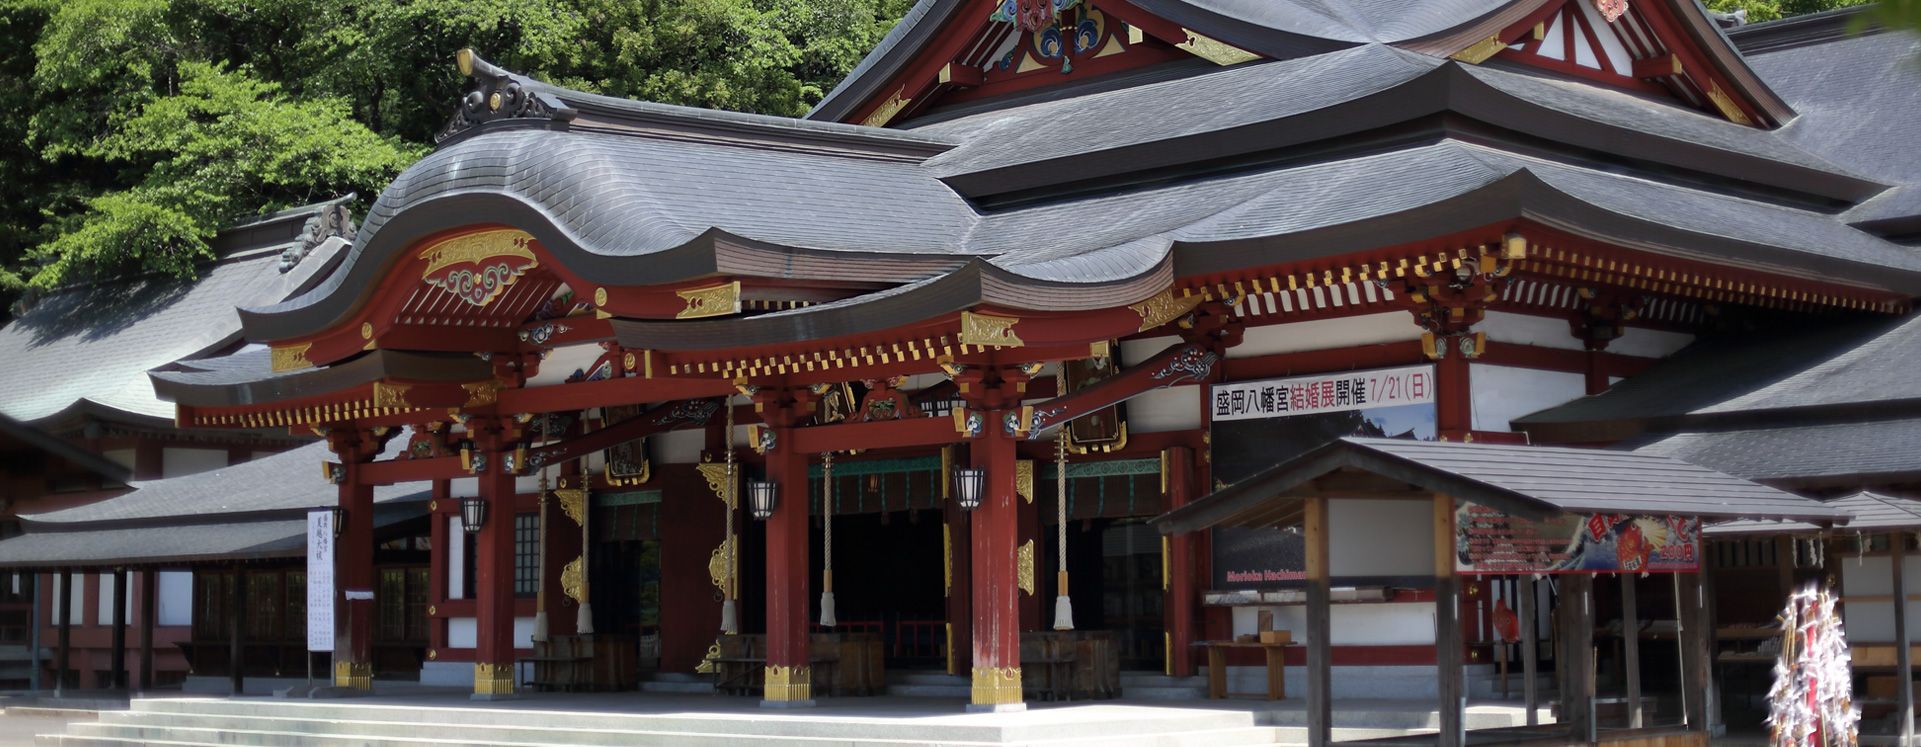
[
  {"xmin": 1707, "ymin": 490, "xmax": 1921, "ymax": 537},
  {"xmin": 0, "ymin": 199, "xmax": 356, "ymax": 430}
]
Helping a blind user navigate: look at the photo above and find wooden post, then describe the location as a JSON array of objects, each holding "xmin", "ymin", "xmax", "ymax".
[
  {"xmin": 1678, "ymin": 571, "xmax": 1711, "ymax": 731},
  {"xmin": 1520, "ymin": 575, "xmax": 1539, "ymax": 726},
  {"xmin": 762, "ymin": 424, "xmax": 814, "ymax": 707},
  {"xmin": 55, "ymin": 570, "xmax": 71, "ymax": 695},
  {"xmin": 139, "ymin": 569, "xmax": 157, "ymax": 691},
  {"xmin": 968, "ymin": 413, "xmax": 1024, "ymax": 712},
  {"xmin": 1164, "ymin": 447, "xmax": 1199, "ymax": 678},
  {"xmin": 110, "ymin": 568, "xmax": 128, "ymax": 690},
  {"xmin": 472, "ymin": 436, "xmax": 520, "ymax": 699},
  {"xmin": 1434, "ymin": 495, "xmax": 1464, "ymax": 747},
  {"xmin": 229, "ymin": 566, "xmax": 245, "ymax": 695},
  {"xmin": 330, "ymin": 430, "xmax": 377, "ymax": 691},
  {"xmin": 1894, "ymin": 533, "xmax": 1913, "ymax": 747},
  {"xmin": 1622, "ymin": 573, "xmax": 1642, "ymax": 728},
  {"xmin": 944, "ymin": 444, "xmax": 972, "ymax": 676},
  {"xmin": 1305, "ymin": 495, "xmax": 1333, "ymax": 747},
  {"xmin": 1562, "ymin": 575, "xmax": 1596, "ymax": 743}
]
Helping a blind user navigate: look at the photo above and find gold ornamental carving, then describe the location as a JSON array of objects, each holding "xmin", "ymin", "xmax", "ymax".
[
  {"xmin": 970, "ymin": 666, "xmax": 1023, "ymax": 706},
  {"xmin": 333, "ymin": 660, "xmax": 372, "ymax": 691},
  {"xmin": 271, "ymin": 343, "xmax": 314, "ymax": 372},
  {"xmin": 462, "ymin": 381, "xmax": 500, "ymax": 407},
  {"xmin": 554, "ymin": 488, "xmax": 588, "ymax": 525},
  {"xmin": 560, "ymin": 555, "xmax": 586, "ymax": 603},
  {"xmin": 959, "ymin": 311, "xmax": 1024, "ymax": 348},
  {"xmin": 862, "ymin": 88, "xmax": 912, "ymax": 127},
  {"xmin": 676, "ymin": 281, "xmax": 742, "ymax": 319},
  {"xmin": 1128, "ymin": 289, "xmax": 1206, "ymax": 332},
  {"xmin": 708, "ymin": 536, "xmax": 738, "ymax": 598},
  {"xmin": 1176, "ymin": 29, "xmax": 1259, "ymax": 66},
  {"xmin": 1450, "ymin": 35, "xmax": 1506, "ymax": 64},
  {"xmin": 1017, "ymin": 539, "xmax": 1036, "ymax": 596},
  {"xmin": 417, "ymin": 230, "xmax": 539, "ymax": 308},
  {"xmin": 764, "ymin": 665, "xmax": 813, "ymax": 702},
  {"xmin": 695, "ymin": 640, "xmax": 723, "ymax": 674},
  {"xmin": 1706, "ymin": 82, "xmax": 1754, "ymax": 126},
  {"xmin": 1015, "ymin": 460, "xmax": 1034, "ymax": 504},
  {"xmin": 696, "ymin": 462, "xmax": 736, "ymax": 508},
  {"xmin": 371, "ymin": 381, "xmax": 412, "ymax": 409},
  {"xmin": 473, "ymin": 662, "xmax": 515, "ymax": 696}
]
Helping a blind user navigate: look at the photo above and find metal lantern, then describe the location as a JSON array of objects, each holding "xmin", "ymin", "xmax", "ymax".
[
  {"xmin": 330, "ymin": 506, "xmax": 346, "ymax": 539},
  {"xmin": 952, "ymin": 467, "xmax": 986, "ymax": 511},
  {"xmin": 748, "ymin": 479, "xmax": 778, "ymax": 520},
  {"xmin": 460, "ymin": 495, "xmax": 488, "ymax": 534}
]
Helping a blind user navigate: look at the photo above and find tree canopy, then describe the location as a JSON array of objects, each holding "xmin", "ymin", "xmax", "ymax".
[{"xmin": 0, "ymin": 0, "xmax": 910, "ymax": 294}]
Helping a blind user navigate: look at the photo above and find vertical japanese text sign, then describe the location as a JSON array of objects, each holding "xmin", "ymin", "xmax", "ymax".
[{"xmin": 307, "ymin": 509, "xmax": 335, "ymax": 653}]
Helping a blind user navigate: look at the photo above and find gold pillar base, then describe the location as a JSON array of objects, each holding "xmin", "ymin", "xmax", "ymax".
[
  {"xmin": 970, "ymin": 666, "xmax": 1023, "ymax": 707},
  {"xmin": 332, "ymin": 660, "xmax": 372, "ymax": 691},
  {"xmin": 763, "ymin": 664, "xmax": 813, "ymax": 704},
  {"xmin": 474, "ymin": 662, "xmax": 515, "ymax": 697}
]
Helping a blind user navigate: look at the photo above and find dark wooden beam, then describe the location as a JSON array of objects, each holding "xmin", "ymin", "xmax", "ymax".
[
  {"xmin": 230, "ymin": 568, "xmax": 246, "ymax": 696},
  {"xmin": 110, "ymin": 568, "xmax": 127, "ymax": 690},
  {"xmin": 1520, "ymin": 574, "xmax": 1539, "ymax": 726},
  {"xmin": 1622, "ymin": 573, "xmax": 1642, "ymax": 729},
  {"xmin": 139, "ymin": 569, "xmax": 157, "ymax": 691},
  {"xmin": 55, "ymin": 571, "xmax": 71, "ymax": 695},
  {"xmin": 1896, "ymin": 533, "xmax": 1914, "ymax": 747},
  {"xmin": 1305, "ymin": 495, "xmax": 1332, "ymax": 747},
  {"xmin": 1562, "ymin": 575, "xmax": 1596, "ymax": 743},
  {"xmin": 1434, "ymin": 494, "xmax": 1465, "ymax": 747}
]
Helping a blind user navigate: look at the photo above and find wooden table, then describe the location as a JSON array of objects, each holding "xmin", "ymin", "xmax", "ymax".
[{"xmin": 1197, "ymin": 640, "xmax": 1297, "ymax": 700}]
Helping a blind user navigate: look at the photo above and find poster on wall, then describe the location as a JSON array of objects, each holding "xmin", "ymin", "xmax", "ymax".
[
  {"xmin": 306, "ymin": 509, "xmax": 335, "ymax": 653},
  {"xmin": 1208, "ymin": 365, "xmax": 1436, "ymax": 590},
  {"xmin": 1454, "ymin": 504, "xmax": 1701, "ymax": 574}
]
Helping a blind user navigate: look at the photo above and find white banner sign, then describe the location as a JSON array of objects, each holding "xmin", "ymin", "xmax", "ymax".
[
  {"xmin": 1211, "ymin": 364, "xmax": 1435, "ymax": 421},
  {"xmin": 306, "ymin": 510, "xmax": 335, "ymax": 653}
]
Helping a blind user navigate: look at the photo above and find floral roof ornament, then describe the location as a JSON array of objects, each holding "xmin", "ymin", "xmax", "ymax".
[
  {"xmin": 1595, "ymin": 0, "xmax": 1628, "ymax": 23},
  {"xmin": 991, "ymin": 0, "xmax": 1082, "ymax": 33}
]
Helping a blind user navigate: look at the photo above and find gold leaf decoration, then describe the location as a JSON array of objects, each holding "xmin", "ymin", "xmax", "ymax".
[
  {"xmin": 371, "ymin": 382, "xmax": 412, "ymax": 409},
  {"xmin": 695, "ymin": 640, "xmax": 722, "ymax": 674},
  {"xmin": 554, "ymin": 488, "xmax": 588, "ymax": 525},
  {"xmin": 959, "ymin": 311, "xmax": 1024, "ymax": 347},
  {"xmin": 1128, "ymin": 289, "xmax": 1206, "ymax": 332},
  {"xmin": 943, "ymin": 523, "xmax": 953, "ymax": 598},
  {"xmin": 1015, "ymin": 460, "xmax": 1035, "ymax": 504},
  {"xmin": 971, "ymin": 666, "xmax": 1023, "ymax": 706},
  {"xmin": 862, "ymin": 88, "xmax": 912, "ymax": 127},
  {"xmin": 462, "ymin": 381, "xmax": 500, "ymax": 407},
  {"xmin": 676, "ymin": 281, "xmax": 742, "ymax": 319},
  {"xmin": 1450, "ymin": 35, "xmax": 1505, "ymax": 64},
  {"xmin": 1017, "ymin": 539, "xmax": 1036, "ymax": 596},
  {"xmin": 696, "ymin": 462, "xmax": 735, "ymax": 508},
  {"xmin": 764, "ymin": 665, "xmax": 813, "ymax": 702},
  {"xmin": 561, "ymin": 555, "xmax": 586, "ymax": 603},
  {"xmin": 708, "ymin": 537, "xmax": 737, "ymax": 597},
  {"xmin": 1176, "ymin": 29, "xmax": 1260, "ymax": 65},
  {"xmin": 270, "ymin": 343, "xmax": 314, "ymax": 373}
]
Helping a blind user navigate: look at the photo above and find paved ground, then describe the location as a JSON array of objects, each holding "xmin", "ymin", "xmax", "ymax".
[{"xmin": 0, "ymin": 712, "xmax": 90, "ymax": 746}]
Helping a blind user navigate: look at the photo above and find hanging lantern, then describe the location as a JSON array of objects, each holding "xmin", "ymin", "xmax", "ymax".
[
  {"xmin": 953, "ymin": 467, "xmax": 986, "ymax": 511},
  {"xmin": 460, "ymin": 495, "xmax": 488, "ymax": 534},
  {"xmin": 749, "ymin": 479, "xmax": 778, "ymax": 520}
]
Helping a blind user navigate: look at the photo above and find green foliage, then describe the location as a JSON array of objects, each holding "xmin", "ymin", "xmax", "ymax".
[
  {"xmin": 0, "ymin": 0, "xmax": 909, "ymax": 294},
  {"xmin": 1705, "ymin": 0, "xmax": 1872, "ymax": 23}
]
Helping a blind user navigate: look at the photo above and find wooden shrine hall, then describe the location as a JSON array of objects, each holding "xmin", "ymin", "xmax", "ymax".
[{"xmin": 0, "ymin": 0, "xmax": 1912, "ymax": 738}]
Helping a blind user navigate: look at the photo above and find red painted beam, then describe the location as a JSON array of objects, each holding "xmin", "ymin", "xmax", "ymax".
[
  {"xmin": 1028, "ymin": 341, "xmax": 1221, "ymax": 433},
  {"xmin": 495, "ymin": 376, "xmax": 735, "ymax": 414},
  {"xmin": 1220, "ymin": 342, "xmax": 1428, "ymax": 382},
  {"xmin": 362, "ymin": 456, "xmax": 463, "ymax": 486},
  {"xmin": 789, "ymin": 416, "xmax": 962, "ymax": 453},
  {"xmin": 524, "ymin": 398, "xmax": 723, "ymax": 468}
]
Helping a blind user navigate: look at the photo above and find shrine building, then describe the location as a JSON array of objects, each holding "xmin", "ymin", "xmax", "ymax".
[{"xmin": 3, "ymin": 2, "xmax": 1921, "ymax": 745}]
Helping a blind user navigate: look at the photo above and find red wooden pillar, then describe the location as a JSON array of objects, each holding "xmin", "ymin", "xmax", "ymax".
[
  {"xmin": 1436, "ymin": 351, "xmax": 1472, "ymax": 439},
  {"xmin": 969, "ymin": 414, "xmax": 1024, "ymax": 712},
  {"xmin": 1583, "ymin": 351, "xmax": 1609, "ymax": 396},
  {"xmin": 761, "ymin": 424, "xmax": 814, "ymax": 707},
  {"xmin": 472, "ymin": 424, "xmax": 519, "ymax": 699},
  {"xmin": 944, "ymin": 449, "xmax": 973, "ymax": 675},
  {"xmin": 330, "ymin": 431, "xmax": 378, "ymax": 691},
  {"xmin": 1163, "ymin": 446, "xmax": 1198, "ymax": 678}
]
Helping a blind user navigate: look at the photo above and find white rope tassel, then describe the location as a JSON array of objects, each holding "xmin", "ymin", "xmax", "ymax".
[
  {"xmin": 576, "ymin": 461, "xmax": 595, "ymax": 635},
  {"xmin": 1053, "ymin": 426, "xmax": 1074, "ymax": 631},
  {"xmin": 720, "ymin": 399, "xmax": 740, "ymax": 635},
  {"xmin": 819, "ymin": 452, "xmax": 837, "ymax": 628},
  {"xmin": 532, "ymin": 464, "xmax": 550, "ymax": 643}
]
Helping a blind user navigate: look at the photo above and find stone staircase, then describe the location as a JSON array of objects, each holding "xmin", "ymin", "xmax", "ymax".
[{"xmin": 34, "ymin": 697, "xmax": 1295, "ymax": 747}]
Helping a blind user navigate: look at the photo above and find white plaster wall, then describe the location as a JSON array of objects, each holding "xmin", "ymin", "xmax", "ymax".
[
  {"xmin": 1469, "ymin": 364, "xmax": 1585, "ymax": 433},
  {"xmin": 97, "ymin": 573, "xmax": 132, "ymax": 625},
  {"xmin": 445, "ymin": 616, "xmax": 537, "ymax": 649},
  {"xmin": 526, "ymin": 344, "xmax": 604, "ymax": 387},
  {"xmin": 1480, "ymin": 311, "xmax": 1582, "ymax": 351},
  {"xmin": 1118, "ymin": 335, "xmax": 1180, "ymax": 367},
  {"xmin": 161, "ymin": 448, "xmax": 228, "ymax": 478},
  {"xmin": 157, "ymin": 571, "xmax": 193, "ymax": 626},
  {"xmin": 1231, "ymin": 602, "xmax": 1437, "ymax": 645},
  {"xmin": 1127, "ymin": 385, "xmax": 1199, "ymax": 433},
  {"xmin": 103, "ymin": 449, "xmax": 136, "ymax": 473},
  {"xmin": 50, "ymin": 574, "xmax": 85, "ymax": 625},
  {"xmin": 447, "ymin": 516, "xmax": 466, "ymax": 600},
  {"xmin": 1230, "ymin": 313, "xmax": 1419, "ymax": 359},
  {"xmin": 450, "ymin": 478, "xmax": 478, "ymax": 499},
  {"xmin": 1330, "ymin": 499, "xmax": 1432, "ymax": 577},
  {"xmin": 1843, "ymin": 555, "xmax": 1921, "ymax": 643},
  {"xmin": 654, "ymin": 428, "xmax": 705, "ymax": 464},
  {"xmin": 1611, "ymin": 327, "xmax": 1695, "ymax": 359}
]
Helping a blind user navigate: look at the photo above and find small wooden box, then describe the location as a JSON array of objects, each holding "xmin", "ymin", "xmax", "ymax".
[{"xmin": 1260, "ymin": 630, "xmax": 1293, "ymax": 645}]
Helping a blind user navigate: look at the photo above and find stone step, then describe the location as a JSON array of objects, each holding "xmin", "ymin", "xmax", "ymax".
[{"xmin": 637, "ymin": 679, "xmax": 715, "ymax": 694}]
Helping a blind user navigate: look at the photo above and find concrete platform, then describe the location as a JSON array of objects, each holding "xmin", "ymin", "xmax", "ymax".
[{"xmin": 33, "ymin": 691, "xmax": 1556, "ymax": 746}]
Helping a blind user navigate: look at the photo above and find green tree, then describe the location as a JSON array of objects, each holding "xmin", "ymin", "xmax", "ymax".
[{"xmin": 1706, "ymin": 0, "xmax": 1873, "ymax": 23}]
